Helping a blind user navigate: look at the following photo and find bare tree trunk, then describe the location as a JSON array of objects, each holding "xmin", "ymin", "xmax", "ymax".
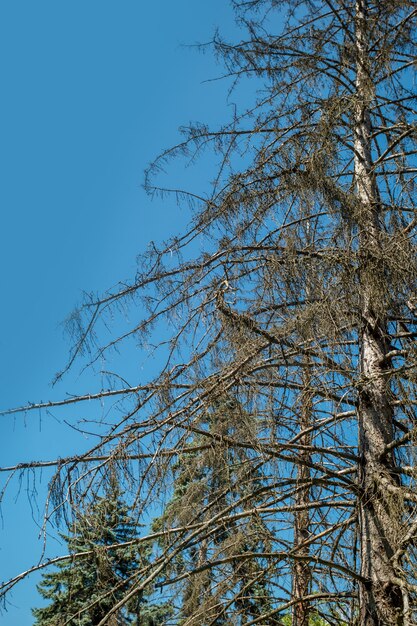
[
  {"xmin": 355, "ymin": 2, "xmax": 405, "ymax": 624},
  {"xmin": 292, "ymin": 369, "xmax": 312, "ymax": 626}
]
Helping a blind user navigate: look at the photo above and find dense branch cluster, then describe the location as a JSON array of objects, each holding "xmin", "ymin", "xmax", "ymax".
[{"xmin": 2, "ymin": 1, "xmax": 417, "ymax": 625}]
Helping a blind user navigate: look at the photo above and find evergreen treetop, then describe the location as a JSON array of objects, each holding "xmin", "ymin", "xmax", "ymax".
[{"xmin": 32, "ymin": 478, "xmax": 168, "ymax": 626}]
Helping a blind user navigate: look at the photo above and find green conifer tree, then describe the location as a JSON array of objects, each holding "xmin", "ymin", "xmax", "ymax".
[{"xmin": 32, "ymin": 477, "xmax": 164, "ymax": 626}]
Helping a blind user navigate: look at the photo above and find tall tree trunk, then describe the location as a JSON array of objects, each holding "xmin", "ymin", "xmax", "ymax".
[
  {"xmin": 292, "ymin": 369, "xmax": 312, "ymax": 626},
  {"xmin": 355, "ymin": 2, "xmax": 404, "ymax": 624}
]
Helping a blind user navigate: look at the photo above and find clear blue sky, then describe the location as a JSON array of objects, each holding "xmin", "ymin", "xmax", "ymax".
[{"xmin": 0, "ymin": 2, "xmax": 237, "ymax": 623}]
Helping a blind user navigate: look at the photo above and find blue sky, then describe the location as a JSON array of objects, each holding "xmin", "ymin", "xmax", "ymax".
[{"xmin": 0, "ymin": 2, "xmax": 238, "ymax": 623}]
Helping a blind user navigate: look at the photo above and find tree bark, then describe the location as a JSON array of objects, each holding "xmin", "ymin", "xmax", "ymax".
[{"xmin": 355, "ymin": 2, "xmax": 405, "ymax": 624}]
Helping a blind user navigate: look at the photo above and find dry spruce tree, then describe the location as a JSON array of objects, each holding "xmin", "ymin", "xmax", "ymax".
[{"xmin": 2, "ymin": 1, "xmax": 417, "ymax": 625}]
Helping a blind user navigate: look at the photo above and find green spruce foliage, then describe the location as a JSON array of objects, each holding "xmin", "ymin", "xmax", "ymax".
[{"xmin": 32, "ymin": 478, "xmax": 166, "ymax": 626}]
